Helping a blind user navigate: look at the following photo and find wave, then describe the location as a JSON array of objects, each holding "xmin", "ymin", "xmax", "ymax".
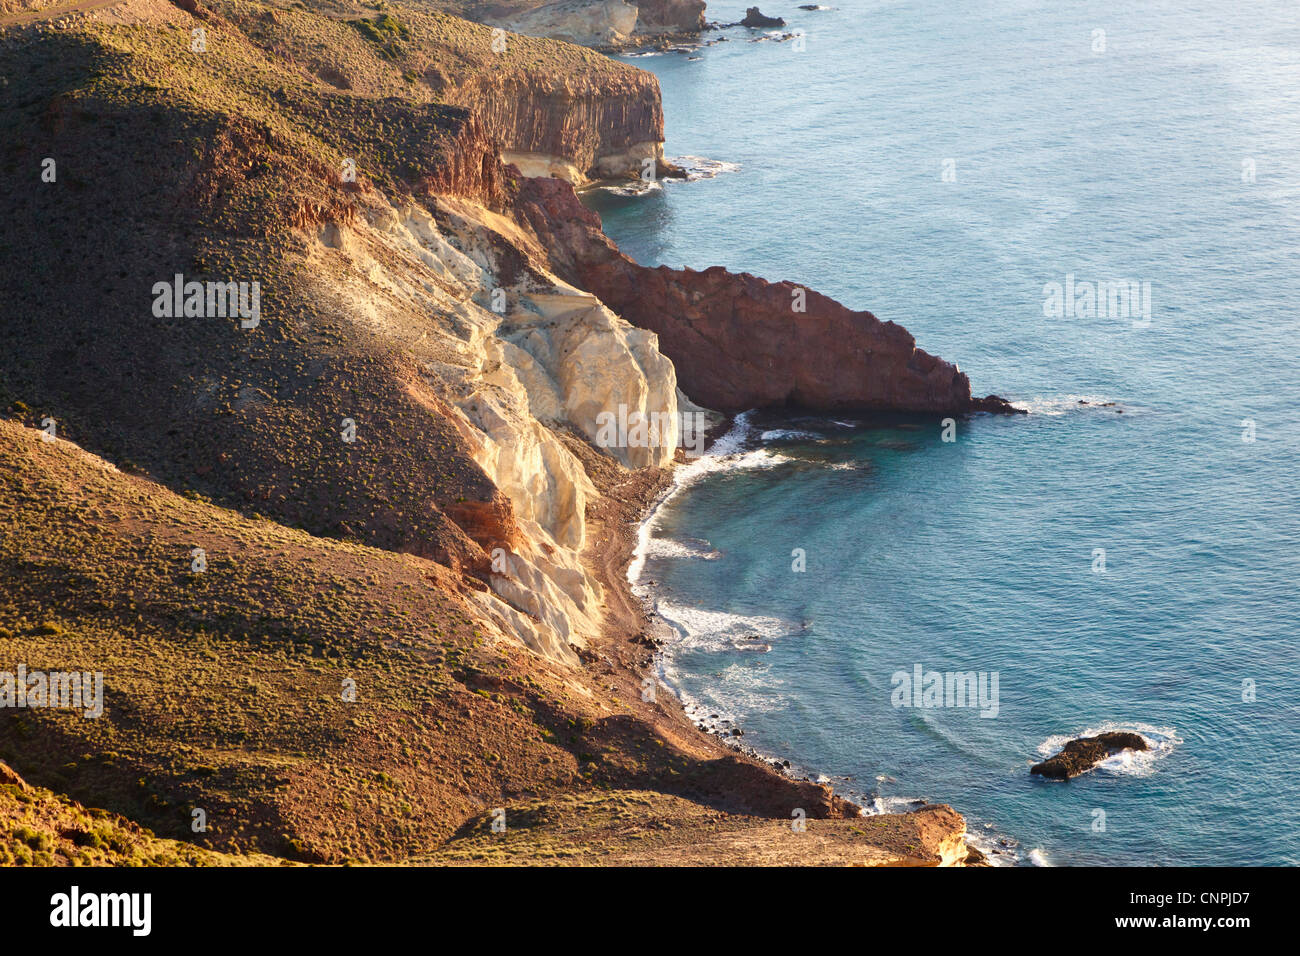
[
  {"xmin": 654, "ymin": 598, "xmax": 800, "ymax": 654},
  {"xmin": 642, "ymin": 536, "xmax": 722, "ymax": 561},
  {"xmin": 867, "ymin": 795, "xmax": 929, "ymax": 815},
  {"xmin": 1028, "ymin": 847, "xmax": 1052, "ymax": 867},
  {"xmin": 1036, "ymin": 721, "xmax": 1181, "ymax": 778},
  {"xmin": 629, "ymin": 410, "xmax": 759, "ymax": 587},
  {"xmin": 599, "ymin": 180, "xmax": 663, "ymax": 198},
  {"xmin": 759, "ymin": 428, "xmax": 821, "ymax": 441},
  {"xmin": 967, "ymin": 827, "xmax": 1019, "ymax": 868},
  {"xmin": 1010, "ymin": 394, "xmax": 1133, "ymax": 416},
  {"xmin": 669, "ymin": 155, "xmax": 742, "ymax": 181}
]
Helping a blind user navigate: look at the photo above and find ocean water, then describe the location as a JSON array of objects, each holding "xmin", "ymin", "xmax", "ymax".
[{"xmin": 592, "ymin": 0, "xmax": 1300, "ymax": 865}]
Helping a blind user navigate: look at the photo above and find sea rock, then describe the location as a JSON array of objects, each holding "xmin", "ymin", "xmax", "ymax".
[
  {"xmin": 1030, "ymin": 731, "xmax": 1149, "ymax": 780},
  {"xmin": 741, "ymin": 7, "xmax": 785, "ymax": 27}
]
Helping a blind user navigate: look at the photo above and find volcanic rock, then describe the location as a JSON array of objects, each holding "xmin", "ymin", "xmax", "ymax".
[
  {"xmin": 1030, "ymin": 732, "xmax": 1149, "ymax": 780},
  {"xmin": 741, "ymin": 7, "xmax": 785, "ymax": 27}
]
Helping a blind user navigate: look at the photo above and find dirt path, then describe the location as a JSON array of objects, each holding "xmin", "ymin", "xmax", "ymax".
[{"xmin": 0, "ymin": 0, "xmax": 121, "ymax": 26}]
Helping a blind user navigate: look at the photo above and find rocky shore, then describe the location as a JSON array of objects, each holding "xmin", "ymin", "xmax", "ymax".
[{"xmin": 0, "ymin": 0, "xmax": 993, "ymax": 866}]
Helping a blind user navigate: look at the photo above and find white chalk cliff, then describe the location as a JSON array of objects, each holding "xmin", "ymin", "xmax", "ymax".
[{"xmin": 303, "ymin": 186, "xmax": 684, "ymax": 667}]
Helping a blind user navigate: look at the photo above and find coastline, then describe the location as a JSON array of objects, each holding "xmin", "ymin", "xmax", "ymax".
[
  {"xmin": 603, "ymin": 413, "xmax": 992, "ymax": 866},
  {"xmin": 0, "ymin": 0, "xmax": 990, "ymax": 867}
]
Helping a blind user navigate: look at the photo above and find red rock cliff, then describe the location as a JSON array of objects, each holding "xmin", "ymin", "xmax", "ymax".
[{"xmin": 515, "ymin": 175, "xmax": 1014, "ymax": 414}]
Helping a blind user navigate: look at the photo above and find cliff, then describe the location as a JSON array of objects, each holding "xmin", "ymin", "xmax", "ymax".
[
  {"xmin": 207, "ymin": 2, "xmax": 669, "ymax": 183},
  {"xmin": 516, "ymin": 175, "xmax": 1016, "ymax": 414},
  {"xmin": 495, "ymin": 0, "xmax": 640, "ymax": 47},
  {"xmin": 0, "ymin": 0, "xmax": 985, "ymax": 867}
]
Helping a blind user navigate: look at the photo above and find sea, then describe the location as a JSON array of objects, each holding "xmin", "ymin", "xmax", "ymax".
[{"xmin": 588, "ymin": 0, "xmax": 1300, "ymax": 865}]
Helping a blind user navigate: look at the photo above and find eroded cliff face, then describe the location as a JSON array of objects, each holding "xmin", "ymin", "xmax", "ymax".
[
  {"xmin": 435, "ymin": 0, "xmax": 706, "ymax": 45},
  {"xmin": 516, "ymin": 175, "xmax": 1011, "ymax": 414},
  {"xmin": 440, "ymin": 66, "xmax": 666, "ymax": 185},
  {"xmin": 302, "ymin": 176, "xmax": 682, "ymax": 667},
  {"xmin": 202, "ymin": 2, "xmax": 670, "ymax": 185}
]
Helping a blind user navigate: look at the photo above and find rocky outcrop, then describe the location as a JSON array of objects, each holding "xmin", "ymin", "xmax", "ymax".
[
  {"xmin": 741, "ymin": 7, "xmax": 785, "ymax": 27},
  {"xmin": 0, "ymin": 762, "xmax": 28, "ymax": 792},
  {"xmin": 1030, "ymin": 732, "xmax": 1149, "ymax": 780},
  {"xmin": 516, "ymin": 175, "xmax": 1017, "ymax": 414},
  {"xmin": 907, "ymin": 804, "xmax": 978, "ymax": 866}
]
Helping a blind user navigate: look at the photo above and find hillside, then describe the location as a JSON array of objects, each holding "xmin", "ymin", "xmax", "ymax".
[
  {"xmin": 1, "ymin": 0, "xmax": 984, "ymax": 866},
  {"xmin": 0, "ymin": 419, "xmax": 977, "ymax": 865}
]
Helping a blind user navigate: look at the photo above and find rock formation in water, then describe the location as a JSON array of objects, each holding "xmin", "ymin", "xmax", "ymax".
[
  {"xmin": 516, "ymin": 175, "xmax": 1019, "ymax": 414},
  {"xmin": 1030, "ymin": 732, "xmax": 1149, "ymax": 780},
  {"xmin": 741, "ymin": 7, "xmax": 785, "ymax": 28}
]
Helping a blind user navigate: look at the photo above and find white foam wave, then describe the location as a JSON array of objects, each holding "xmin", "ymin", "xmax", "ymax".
[
  {"xmin": 643, "ymin": 537, "xmax": 721, "ymax": 561},
  {"xmin": 1028, "ymin": 847, "xmax": 1052, "ymax": 866},
  {"xmin": 867, "ymin": 795, "xmax": 927, "ymax": 815},
  {"xmin": 669, "ymin": 155, "xmax": 742, "ymax": 181},
  {"xmin": 654, "ymin": 599, "xmax": 797, "ymax": 654},
  {"xmin": 1036, "ymin": 722, "xmax": 1181, "ymax": 778},
  {"xmin": 600, "ymin": 179, "xmax": 663, "ymax": 197},
  {"xmin": 629, "ymin": 411, "xmax": 758, "ymax": 587},
  {"xmin": 965, "ymin": 828, "xmax": 1018, "ymax": 867},
  {"xmin": 1010, "ymin": 394, "xmax": 1129, "ymax": 416},
  {"xmin": 759, "ymin": 428, "xmax": 821, "ymax": 441}
]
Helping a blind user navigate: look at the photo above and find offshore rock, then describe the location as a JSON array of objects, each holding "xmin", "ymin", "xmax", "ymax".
[
  {"xmin": 1030, "ymin": 732, "xmax": 1149, "ymax": 780},
  {"xmin": 741, "ymin": 7, "xmax": 785, "ymax": 28}
]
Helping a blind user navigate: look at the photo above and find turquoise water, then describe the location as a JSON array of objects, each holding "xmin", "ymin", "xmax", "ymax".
[{"xmin": 593, "ymin": 1, "xmax": 1300, "ymax": 865}]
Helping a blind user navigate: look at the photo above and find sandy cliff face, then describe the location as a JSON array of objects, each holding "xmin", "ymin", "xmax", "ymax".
[
  {"xmin": 499, "ymin": 0, "xmax": 640, "ymax": 46},
  {"xmin": 430, "ymin": 0, "xmax": 707, "ymax": 43},
  {"xmin": 306, "ymin": 177, "xmax": 681, "ymax": 666}
]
